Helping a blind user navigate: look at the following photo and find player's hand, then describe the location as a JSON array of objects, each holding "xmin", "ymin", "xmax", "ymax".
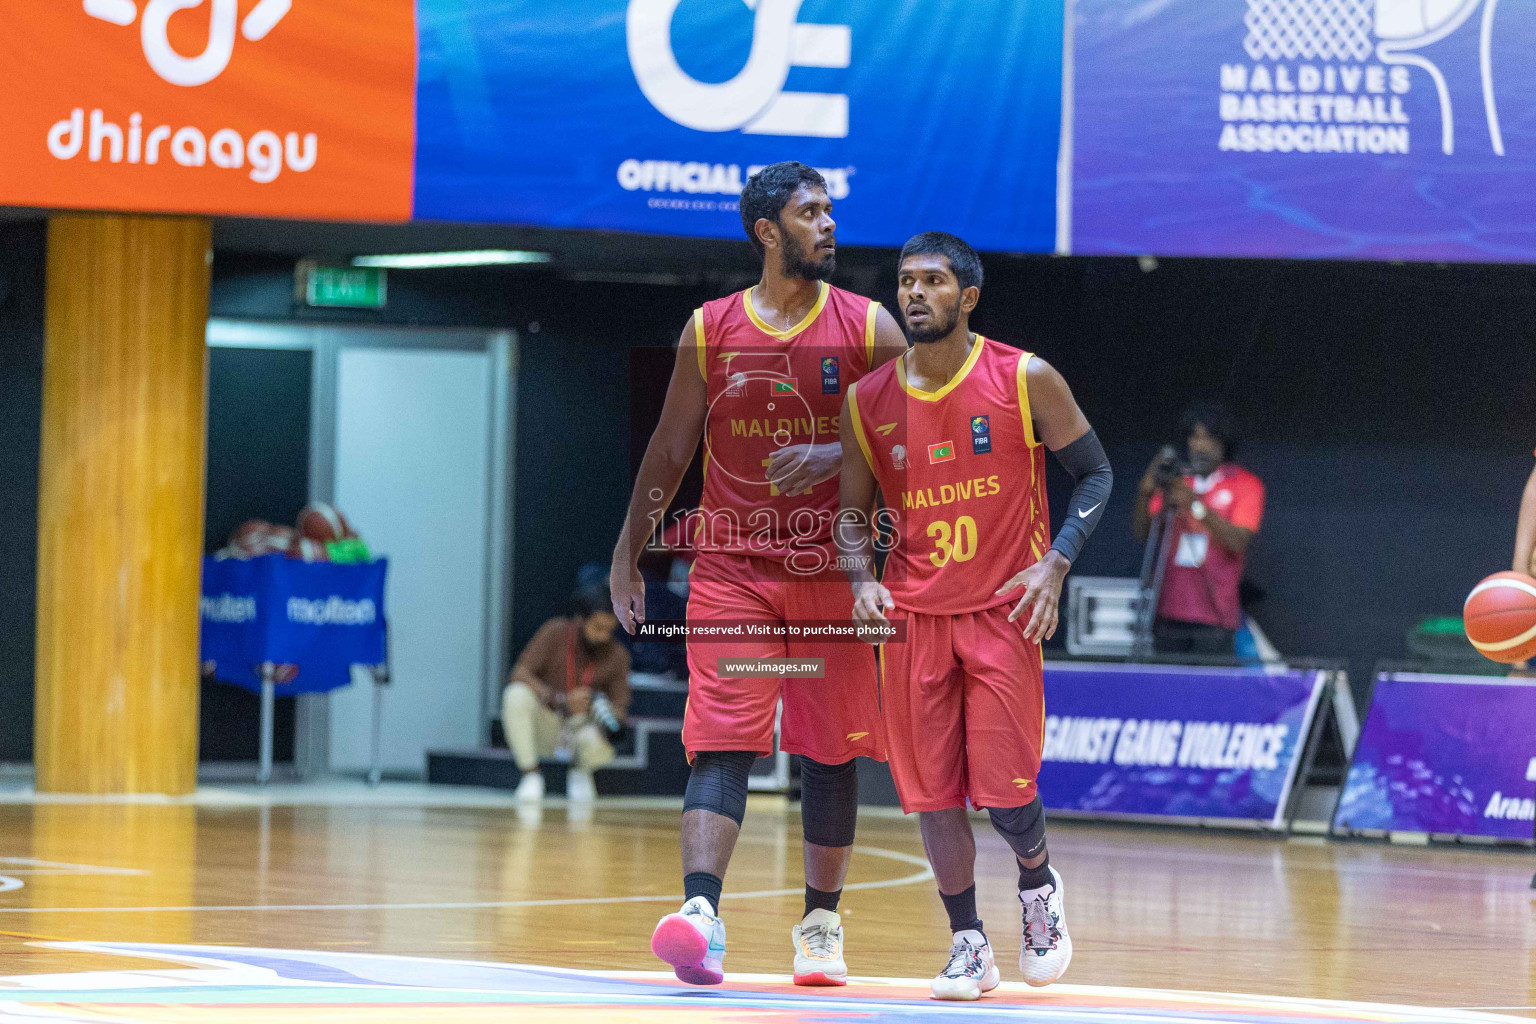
[
  {"xmin": 998, "ymin": 550, "xmax": 1070, "ymax": 642},
  {"xmin": 766, "ymin": 443, "xmax": 841, "ymax": 495},
  {"xmin": 609, "ymin": 560, "xmax": 646, "ymax": 635},
  {"xmin": 851, "ymin": 580, "xmax": 895, "ymax": 644}
]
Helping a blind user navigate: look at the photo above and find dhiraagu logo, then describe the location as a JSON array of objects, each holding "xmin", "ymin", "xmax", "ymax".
[
  {"xmin": 84, "ymin": 0, "xmax": 292, "ymax": 87},
  {"xmin": 626, "ymin": 0, "xmax": 851, "ymax": 138},
  {"xmin": 55, "ymin": 0, "xmax": 312, "ymax": 183}
]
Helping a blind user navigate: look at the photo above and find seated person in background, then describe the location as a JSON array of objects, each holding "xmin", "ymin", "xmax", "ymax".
[
  {"xmin": 1132, "ymin": 401, "xmax": 1264, "ymax": 658},
  {"xmin": 503, "ymin": 582, "xmax": 631, "ymax": 802}
]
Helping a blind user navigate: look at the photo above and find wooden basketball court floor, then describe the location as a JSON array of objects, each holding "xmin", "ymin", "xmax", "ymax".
[{"xmin": 0, "ymin": 783, "xmax": 1528, "ymax": 1023}]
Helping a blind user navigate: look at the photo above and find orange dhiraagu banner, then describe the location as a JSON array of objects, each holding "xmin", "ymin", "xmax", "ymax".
[{"xmin": 0, "ymin": 0, "xmax": 416, "ymax": 222}]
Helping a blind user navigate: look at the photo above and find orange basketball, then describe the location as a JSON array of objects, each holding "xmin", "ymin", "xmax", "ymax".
[{"xmin": 1463, "ymin": 571, "xmax": 1536, "ymax": 663}]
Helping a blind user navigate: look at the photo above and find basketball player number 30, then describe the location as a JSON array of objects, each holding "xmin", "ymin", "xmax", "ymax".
[{"xmin": 927, "ymin": 516, "xmax": 978, "ymax": 567}]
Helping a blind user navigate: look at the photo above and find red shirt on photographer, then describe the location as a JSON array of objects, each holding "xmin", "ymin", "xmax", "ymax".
[{"xmin": 1148, "ymin": 464, "xmax": 1265, "ymax": 630}]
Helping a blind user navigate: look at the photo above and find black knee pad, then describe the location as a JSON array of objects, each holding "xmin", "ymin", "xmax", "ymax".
[
  {"xmin": 799, "ymin": 756, "xmax": 858, "ymax": 848},
  {"xmin": 683, "ymin": 750, "xmax": 756, "ymax": 826},
  {"xmin": 988, "ymin": 797, "xmax": 1047, "ymax": 861}
]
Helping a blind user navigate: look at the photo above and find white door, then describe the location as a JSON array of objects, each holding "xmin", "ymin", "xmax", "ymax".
[{"xmin": 330, "ymin": 348, "xmax": 493, "ymax": 773}]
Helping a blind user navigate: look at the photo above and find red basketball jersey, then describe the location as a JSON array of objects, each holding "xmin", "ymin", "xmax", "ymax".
[
  {"xmin": 848, "ymin": 336, "xmax": 1051, "ymax": 615},
  {"xmin": 694, "ymin": 282, "xmax": 880, "ymax": 563}
]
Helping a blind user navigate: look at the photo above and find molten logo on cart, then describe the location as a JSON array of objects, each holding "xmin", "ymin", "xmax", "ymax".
[
  {"xmin": 287, "ymin": 596, "xmax": 377, "ymax": 626},
  {"xmin": 0, "ymin": 0, "xmax": 416, "ymax": 219}
]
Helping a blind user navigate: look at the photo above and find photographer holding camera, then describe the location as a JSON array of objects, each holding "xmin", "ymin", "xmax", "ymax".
[
  {"xmin": 503, "ymin": 582, "xmax": 631, "ymax": 802},
  {"xmin": 1132, "ymin": 402, "xmax": 1265, "ymax": 658}
]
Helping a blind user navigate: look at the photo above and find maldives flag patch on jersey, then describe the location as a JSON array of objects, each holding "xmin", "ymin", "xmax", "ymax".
[
  {"xmin": 928, "ymin": 441, "xmax": 956, "ymax": 464},
  {"xmin": 772, "ymin": 379, "xmax": 798, "ymax": 395}
]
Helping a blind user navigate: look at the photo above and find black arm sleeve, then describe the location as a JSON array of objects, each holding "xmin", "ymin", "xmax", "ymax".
[{"xmin": 1047, "ymin": 427, "xmax": 1112, "ymax": 566}]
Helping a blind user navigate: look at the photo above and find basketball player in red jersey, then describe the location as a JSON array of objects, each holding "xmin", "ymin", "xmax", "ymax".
[
  {"xmin": 610, "ymin": 163, "xmax": 908, "ymax": 986},
  {"xmin": 837, "ymin": 233, "xmax": 1112, "ymax": 1000}
]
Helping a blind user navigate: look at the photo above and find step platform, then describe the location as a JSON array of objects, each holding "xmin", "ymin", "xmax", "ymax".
[{"xmin": 427, "ymin": 716, "xmax": 689, "ymax": 797}]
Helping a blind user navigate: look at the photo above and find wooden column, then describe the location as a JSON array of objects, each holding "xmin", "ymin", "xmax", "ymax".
[{"xmin": 35, "ymin": 214, "xmax": 211, "ymax": 795}]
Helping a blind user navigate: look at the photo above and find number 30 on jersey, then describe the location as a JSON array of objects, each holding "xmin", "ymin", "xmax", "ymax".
[{"xmin": 927, "ymin": 516, "xmax": 978, "ymax": 567}]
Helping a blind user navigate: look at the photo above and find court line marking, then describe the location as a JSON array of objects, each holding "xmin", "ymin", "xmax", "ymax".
[
  {"xmin": 0, "ymin": 858, "xmax": 146, "ymax": 876},
  {"xmin": 0, "ymin": 844, "xmax": 933, "ymax": 914},
  {"xmin": 20, "ymin": 944, "xmax": 1529, "ymax": 1023}
]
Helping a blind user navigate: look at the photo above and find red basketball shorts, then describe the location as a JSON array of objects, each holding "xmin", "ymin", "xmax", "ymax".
[
  {"xmin": 683, "ymin": 551, "xmax": 885, "ymax": 764},
  {"xmin": 879, "ymin": 602, "xmax": 1044, "ymax": 813}
]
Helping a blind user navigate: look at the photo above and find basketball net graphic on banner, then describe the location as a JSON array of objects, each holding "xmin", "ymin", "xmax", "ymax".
[{"xmin": 1243, "ymin": 0, "xmax": 1502, "ymax": 154}]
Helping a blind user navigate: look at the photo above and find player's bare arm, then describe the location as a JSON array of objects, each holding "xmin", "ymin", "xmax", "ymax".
[
  {"xmin": 997, "ymin": 357, "xmax": 1112, "ymax": 641},
  {"xmin": 766, "ymin": 305, "xmax": 908, "ymax": 496},
  {"xmin": 609, "ymin": 318, "xmax": 708, "ymax": 633},
  {"xmin": 1514, "ymin": 463, "xmax": 1536, "ymax": 576},
  {"xmin": 836, "ymin": 389, "xmax": 894, "ymax": 635}
]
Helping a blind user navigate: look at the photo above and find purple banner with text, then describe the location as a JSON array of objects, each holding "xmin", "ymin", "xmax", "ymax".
[
  {"xmin": 1072, "ymin": 0, "xmax": 1536, "ymax": 261},
  {"xmin": 1042, "ymin": 663, "xmax": 1327, "ymax": 828},
  {"xmin": 1333, "ymin": 672, "xmax": 1536, "ymax": 840}
]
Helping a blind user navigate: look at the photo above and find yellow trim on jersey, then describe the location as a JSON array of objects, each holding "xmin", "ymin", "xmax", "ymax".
[
  {"xmin": 742, "ymin": 281, "xmax": 829, "ymax": 340},
  {"xmin": 846, "ymin": 380, "xmax": 875, "ymax": 471},
  {"xmin": 864, "ymin": 301, "xmax": 880, "ymax": 366},
  {"xmin": 693, "ymin": 307, "xmax": 707, "ymax": 381},
  {"xmin": 895, "ymin": 333, "xmax": 985, "ymax": 403},
  {"xmin": 695, "ymin": 450, "xmax": 712, "ymax": 547},
  {"xmin": 1016, "ymin": 351, "xmax": 1041, "ymax": 448}
]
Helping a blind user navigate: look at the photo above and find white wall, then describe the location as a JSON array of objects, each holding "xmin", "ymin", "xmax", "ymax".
[{"xmin": 330, "ymin": 347, "xmax": 493, "ymax": 773}]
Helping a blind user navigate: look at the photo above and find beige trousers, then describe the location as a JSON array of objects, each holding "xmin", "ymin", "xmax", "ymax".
[{"xmin": 502, "ymin": 682, "xmax": 615, "ymax": 773}]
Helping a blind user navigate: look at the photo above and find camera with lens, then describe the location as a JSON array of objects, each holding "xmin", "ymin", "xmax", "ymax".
[
  {"xmin": 589, "ymin": 692, "xmax": 623, "ymax": 740},
  {"xmin": 1152, "ymin": 445, "xmax": 1190, "ymax": 489}
]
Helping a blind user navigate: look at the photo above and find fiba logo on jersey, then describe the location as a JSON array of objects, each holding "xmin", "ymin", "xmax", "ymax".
[
  {"xmin": 1220, "ymin": 0, "xmax": 1504, "ymax": 157},
  {"xmin": 84, "ymin": 0, "xmax": 292, "ymax": 87},
  {"xmin": 626, "ymin": 0, "xmax": 851, "ymax": 138}
]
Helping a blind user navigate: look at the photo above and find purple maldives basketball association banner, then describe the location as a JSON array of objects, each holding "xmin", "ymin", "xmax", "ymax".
[
  {"xmin": 1333, "ymin": 673, "xmax": 1536, "ymax": 840},
  {"xmin": 1042, "ymin": 663, "xmax": 1327, "ymax": 827},
  {"xmin": 1072, "ymin": 0, "xmax": 1536, "ymax": 261}
]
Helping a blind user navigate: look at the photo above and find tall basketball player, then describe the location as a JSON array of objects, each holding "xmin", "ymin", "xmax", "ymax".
[
  {"xmin": 1510, "ymin": 454, "xmax": 1536, "ymax": 672},
  {"xmin": 837, "ymin": 233, "xmax": 1112, "ymax": 1000},
  {"xmin": 610, "ymin": 163, "xmax": 908, "ymax": 986}
]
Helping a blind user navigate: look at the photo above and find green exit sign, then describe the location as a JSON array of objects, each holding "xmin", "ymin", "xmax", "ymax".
[{"xmin": 300, "ymin": 262, "xmax": 387, "ymax": 309}]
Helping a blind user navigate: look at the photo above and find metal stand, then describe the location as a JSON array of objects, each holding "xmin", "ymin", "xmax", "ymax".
[
  {"xmin": 257, "ymin": 667, "xmax": 276, "ymax": 786},
  {"xmin": 1131, "ymin": 506, "xmax": 1178, "ymax": 660},
  {"xmin": 368, "ymin": 669, "xmax": 385, "ymax": 788},
  {"xmin": 258, "ymin": 663, "xmax": 388, "ymax": 787}
]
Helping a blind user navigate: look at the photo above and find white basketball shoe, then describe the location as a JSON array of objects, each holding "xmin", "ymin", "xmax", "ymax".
[
  {"xmin": 514, "ymin": 771, "xmax": 544, "ymax": 801},
  {"xmin": 791, "ymin": 908, "xmax": 847, "ymax": 986},
  {"xmin": 565, "ymin": 768, "xmax": 596, "ymax": 802},
  {"xmin": 651, "ymin": 896, "xmax": 727, "ymax": 986},
  {"xmin": 930, "ymin": 929, "xmax": 1000, "ymax": 1000},
  {"xmin": 1019, "ymin": 866, "xmax": 1072, "ymax": 986}
]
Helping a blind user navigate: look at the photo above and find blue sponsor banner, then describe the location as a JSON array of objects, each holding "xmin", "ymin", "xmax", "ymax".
[
  {"xmin": 1333, "ymin": 672, "xmax": 1536, "ymax": 841},
  {"xmin": 1042, "ymin": 663, "xmax": 1326, "ymax": 827},
  {"xmin": 413, "ymin": 0, "xmax": 1064, "ymax": 251},
  {"xmin": 200, "ymin": 555, "xmax": 388, "ymax": 695},
  {"xmin": 1072, "ymin": 0, "xmax": 1536, "ymax": 261}
]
